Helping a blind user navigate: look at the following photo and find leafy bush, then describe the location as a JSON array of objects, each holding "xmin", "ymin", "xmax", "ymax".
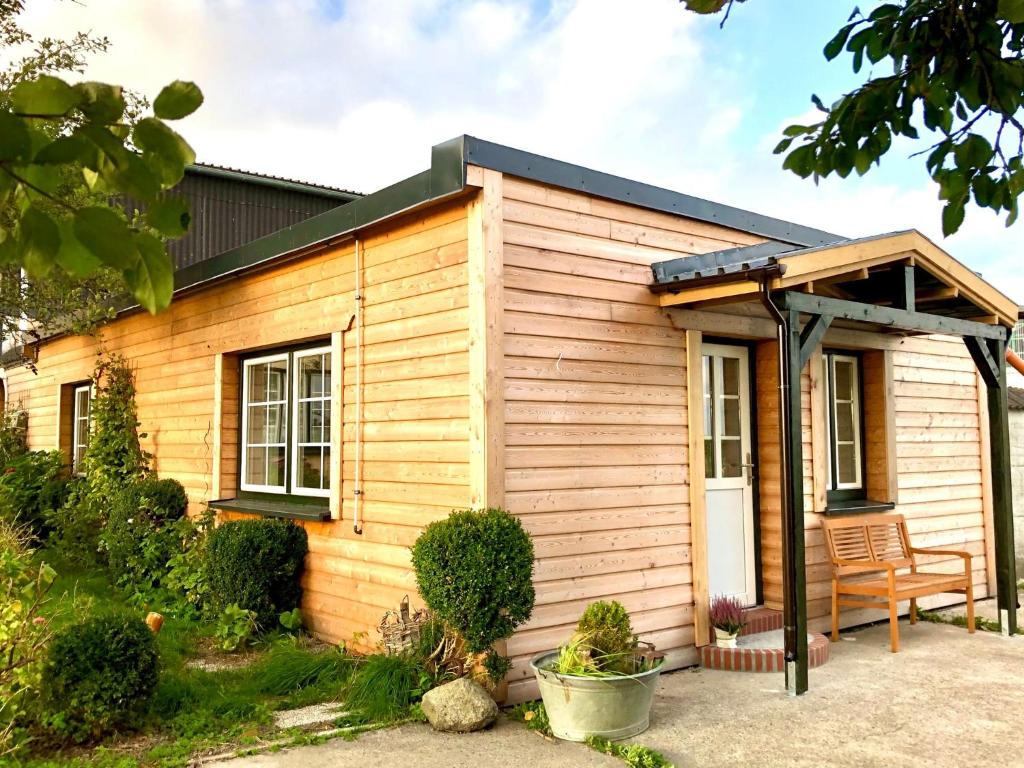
[
  {"xmin": 0, "ymin": 521, "xmax": 56, "ymax": 754},
  {"xmin": 163, "ymin": 509, "xmax": 215, "ymax": 620},
  {"xmin": 586, "ymin": 735, "xmax": 675, "ymax": 768},
  {"xmin": 0, "ymin": 450, "xmax": 67, "ymax": 538},
  {"xmin": 50, "ymin": 354, "xmax": 150, "ymax": 566},
  {"xmin": 205, "ymin": 519, "xmax": 308, "ymax": 630},
  {"xmin": 411, "ymin": 507, "xmax": 534, "ymax": 655},
  {"xmin": 510, "ymin": 700, "xmax": 551, "ymax": 736},
  {"xmin": 41, "ymin": 613, "xmax": 159, "ymax": 742},
  {"xmin": 100, "ymin": 477, "xmax": 190, "ymax": 600},
  {"xmin": 344, "ymin": 653, "xmax": 425, "ymax": 722},
  {"xmin": 578, "ymin": 600, "xmax": 634, "ymax": 659},
  {"xmin": 0, "ymin": 408, "xmax": 28, "ymax": 468},
  {"xmin": 214, "ymin": 604, "xmax": 257, "ymax": 652}
]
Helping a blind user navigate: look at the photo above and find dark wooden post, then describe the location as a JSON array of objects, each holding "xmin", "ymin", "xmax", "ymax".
[
  {"xmin": 964, "ymin": 334, "xmax": 1018, "ymax": 635},
  {"xmin": 782, "ymin": 308, "xmax": 809, "ymax": 694}
]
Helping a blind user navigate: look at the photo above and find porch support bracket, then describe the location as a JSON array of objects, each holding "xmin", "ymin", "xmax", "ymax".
[
  {"xmin": 798, "ymin": 313, "xmax": 832, "ymax": 369},
  {"xmin": 964, "ymin": 333, "xmax": 1019, "ymax": 636}
]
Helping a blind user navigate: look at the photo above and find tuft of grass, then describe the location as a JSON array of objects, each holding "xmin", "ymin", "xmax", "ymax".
[
  {"xmin": 509, "ymin": 700, "xmax": 551, "ymax": 737},
  {"xmin": 586, "ymin": 735, "xmax": 675, "ymax": 768},
  {"xmin": 915, "ymin": 606, "xmax": 1003, "ymax": 633},
  {"xmin": 255, "ymin": 642, "xmax": 353, "ymax": 696},
  {"xmin": 343, "ymin": 653, "xmax": 425, "ymax": 723}
]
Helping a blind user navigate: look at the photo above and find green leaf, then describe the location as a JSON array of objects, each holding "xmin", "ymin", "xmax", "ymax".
[
  {"xmin": 20, "ymin": 206, "xmax": 60, "ymax": 277},
  {"xmin": 0, "ymin": 111, "xmax": 32, "ymax": 161},
  {"xmin": 73, "ymin": 206, "xmax": 138, "ymax": 270},
  {"xmin": 942, "ymin": 198, "xmax": 966, "ymax": 236},
  {"xmin": 998, "ymin": 0, "xmax": 1024, "ymax": 23},
  {"xmin": 145, "ymin": 197, "xmax": 191, "ymax": 238},
  {"xmin": 128, "ymin": 231, "xmax": 174, "ymax": 313},
  {"xmin": 955, "ymin": 134, "xmax": 994, "ymax": 169},
  {"xmin": 55, "ymin": 218, "xmax": 101, "ymax": 278},
  {"xmin": 782, "ymin": 145, "xmax": 816, "ymax": 178},
  {"xmin": 33, "ymin": 135, "xmax": 94, "ymax": 165},
  {"xmin": 133, "ymin": 118, "xmax": 195, "ymax": 187},
  {"xmin": 152, "ymin": 81, "xmax": 204, "ymax": 120},
  {"xmin": 823, "ymin": 23, "xmax": 854, "ymax": 60},
  {"xmin": 11, "ymin": 75, "xmax": 80, "ymax": 117},
  {"xmin": 74, "ymin": 82, "xmax": 126, "ymax": 124},
  {"xmin": 681, "ymin": 0, "xmax": 729, "ymax": 12}
]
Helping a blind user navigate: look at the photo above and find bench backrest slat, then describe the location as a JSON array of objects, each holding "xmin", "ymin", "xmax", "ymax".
[{"xmin": 821, "ymin": 513, "xmax": 914, "ymax": 575}]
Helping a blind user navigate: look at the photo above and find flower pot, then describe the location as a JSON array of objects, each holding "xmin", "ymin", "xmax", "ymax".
[
  {"xmin": 530, "ymin": 651, "xmax": 664, "ymax": 742},
  {"xmin": 714, "ymin": 627, "xmax": 738, "ymax": 649}
]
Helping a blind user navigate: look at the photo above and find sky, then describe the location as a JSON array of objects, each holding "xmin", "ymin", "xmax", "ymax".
[{"xmin": 10, "ymin": 0, "xmax": 1024, "ymax": 301}]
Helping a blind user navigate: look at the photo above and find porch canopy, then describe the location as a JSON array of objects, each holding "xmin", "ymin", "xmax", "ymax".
[{"xmin": 649, "ymin": 229, "xmax": 1019, "ymax": 696}]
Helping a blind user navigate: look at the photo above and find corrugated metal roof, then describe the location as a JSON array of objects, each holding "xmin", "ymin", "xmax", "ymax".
[
  {"xmin": 189, "ymin": 163, "xmax": 362, "ymax": 199},
  {"xmin": 1008, "ymin": 387, "xmax": 1024, "ymax": 410},
  {"xmin": 650, "ymin": 241, "xmax": 804, "ymax": 289}
]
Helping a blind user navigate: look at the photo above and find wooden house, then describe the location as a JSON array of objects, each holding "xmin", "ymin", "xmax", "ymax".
[{"xmin": 3, "ymin": 137, "xmax": 1017, "ymax": 700}]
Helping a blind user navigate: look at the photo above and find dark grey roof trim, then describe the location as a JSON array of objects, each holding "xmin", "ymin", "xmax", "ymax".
[
  {"xmin": 462, "ymin": 137, "xmax": 842, "ymax": 247},
  {"xmin": 650, "ymin": 241, "xmax": 805, "ymax": 291},
  {"xmin": 188, "ymin": 163, "xmax": 362, "ymax": 201}
]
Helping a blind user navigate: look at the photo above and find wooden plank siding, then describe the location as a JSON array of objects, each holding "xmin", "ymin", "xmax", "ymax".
[
  {"xmin": 497, "ymin": 176, "xmax": 763, "ymax": 701},
  {"xmin": 6, "ymin": 198, "xmax": 477, "ymax": 649}
]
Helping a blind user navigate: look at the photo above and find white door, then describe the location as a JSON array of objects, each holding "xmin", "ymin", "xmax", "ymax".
[{"xmin": 702, "ymin": 343, "xmax": 757, "ymax": 606}]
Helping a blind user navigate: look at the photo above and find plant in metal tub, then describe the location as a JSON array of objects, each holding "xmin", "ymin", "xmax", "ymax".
[{"xmin": 530, "ymin": 601, "xmax": 664, "ymax": 742}]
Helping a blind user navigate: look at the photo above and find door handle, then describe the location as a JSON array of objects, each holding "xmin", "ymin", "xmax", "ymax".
[{"xmin": 741, "ymin": 452, "xmax": 755, "ymax": 487}]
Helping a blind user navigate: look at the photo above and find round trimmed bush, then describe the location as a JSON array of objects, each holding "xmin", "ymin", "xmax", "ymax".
[
  {"xmin": 205, "ymin": 518, "xmax": 308, "ymax": 630},
  {"xmin": 42, "ymin": 613, "xmax": 159, "ymax": 742},
  {"xmin": 411, "ymin": 507, "xmax": 534, "ymax": 654},
  {"xmin": 136, "ymin": 477, "xmax": 188, "ymax": 521},
  {"xmin": 577, "ymin": 600, "xmax": 634, "ymax": 658}
]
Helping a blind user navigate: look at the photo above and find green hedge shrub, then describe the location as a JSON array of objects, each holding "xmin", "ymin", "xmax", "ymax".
[
  {"xmin": 42, "ymin": 613, "xmax": 159, "ymax": 742},
  {"xmin": 205, "ymin": 519, "xmax": 308, "ymax": 630},
  {"xmin": 0, "ymin": 450, "xmax": 68, "ymax": 537},
  {"xmin": 577, "ymin": 600, "xmax": 634, "ymax": 658},
  {"xmin": 411, "ymin": 507, "xmax": 534, "ymax": 654},
  {"xmin": 101, "ymin": 478, "xmax": 189, "ymax": 597}
]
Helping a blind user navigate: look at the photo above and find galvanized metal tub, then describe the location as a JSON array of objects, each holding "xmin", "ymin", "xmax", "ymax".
[{"xmin": 530, "ymin": 651, "xmax": 664, "ymax": 742}]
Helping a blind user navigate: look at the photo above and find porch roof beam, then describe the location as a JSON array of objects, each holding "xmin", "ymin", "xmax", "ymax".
[{"xmin": 777, "ymin": 291, "xmax": 1005, "ymax": 340}]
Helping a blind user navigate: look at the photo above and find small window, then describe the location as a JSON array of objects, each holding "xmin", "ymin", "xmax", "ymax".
[
  {"xmin": 822, "ymin": 352, "xmax": 864, "ymax": 499},
  {"xmin": 72, "ymin": 383, "xmax": 91, "ymax": 472},
  {"xmin": 240, "ymin": 344, "xmax": 332, "ymax": 497}
]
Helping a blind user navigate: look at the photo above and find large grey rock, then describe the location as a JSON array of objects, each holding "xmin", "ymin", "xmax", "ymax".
[{"xmin": 420, "ymin": 677, "xmax": 498, "ymax": 733}]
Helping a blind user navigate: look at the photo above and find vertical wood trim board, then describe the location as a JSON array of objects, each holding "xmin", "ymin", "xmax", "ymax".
[
  {"xmin": 468, "ymin": 168, "xmax": 505, "ymax": 508},
  {"xmin": 808, "ymin": 347, "xmax": 827, "ymax": 513},
  {"xmin": 330, "ymin": 330, "xmax": 344, "ymax": 520},
  {"xmin": 212, "ymin": 353, "xmax": 224, "ymax": 500},
  {"xmin": 685, "ymin": 329, "xmax": 709, "ymax": 646},
  {"xmin": 978, "ymin": 369, "xmax": 997, "ymax": 593},
  {"xmin": 881, "ymin": 350, "xmax": 898, "ymax": 502},
  {"xmin": 863, "ymin": 349, "xmax": 898, "ymax": 503}
]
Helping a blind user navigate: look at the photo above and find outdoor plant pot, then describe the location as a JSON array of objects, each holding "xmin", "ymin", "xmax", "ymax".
[
  {"xmin": 530, "ymin": 651, "xmax": 664, "ymax": 742},
  {"xmin": 714, "ymin": 627, "xmax": 738, "ymax": 649}
]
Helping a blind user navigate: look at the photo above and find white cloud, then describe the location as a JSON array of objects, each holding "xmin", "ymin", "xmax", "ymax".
[{"xmin": 7, "ymin": 0, "xmax": 1022, "ymax": 301}]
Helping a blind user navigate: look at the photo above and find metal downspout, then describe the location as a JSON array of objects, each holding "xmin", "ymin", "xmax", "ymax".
[
  {"xmin": 757, "ymin": 279, "xmax": 800, "ymax": 694},
  {"xmin": 353, "ymin": 238, "xmax": 364, "ymax": 535}
]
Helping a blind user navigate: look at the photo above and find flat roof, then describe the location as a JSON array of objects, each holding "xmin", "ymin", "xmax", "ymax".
[{"xmin": 172, "ymin": 135, "xmax": 842, "ymax": 296}]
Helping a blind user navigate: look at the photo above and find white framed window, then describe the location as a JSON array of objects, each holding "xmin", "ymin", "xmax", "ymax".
[
  {"xmin": 72, "ymin": 383, "xmax": 91, "ymax": 473},
  {"xmin": 241, "ymin": 353, "xmax": 290, "ymax": 493},
  {"xmin": 291, "ymin": 346, "xmax": 331, "ymax": 497},
  {"xmin": 822, "ymin": 352, "xmax": 863, "ymax": 494}
]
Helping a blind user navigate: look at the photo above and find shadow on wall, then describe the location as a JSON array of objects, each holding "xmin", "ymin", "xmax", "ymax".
[{"xmin": 1008, "ymin": 391, "xmax": 1024, "ymax": 573}]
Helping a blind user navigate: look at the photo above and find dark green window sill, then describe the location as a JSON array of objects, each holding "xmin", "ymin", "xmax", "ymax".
[
  {"xmin": 822, "ymin": 498, "xmax": 896, "ymax": 516},
  {"xmin": 209, "ymin": 497, "xmax": 331, "ymax": 522}
]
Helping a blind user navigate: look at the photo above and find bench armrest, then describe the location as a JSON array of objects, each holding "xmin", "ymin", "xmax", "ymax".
[{"xmin": 910, "ymin": 547, "xmax": 972, "ymax": 560}]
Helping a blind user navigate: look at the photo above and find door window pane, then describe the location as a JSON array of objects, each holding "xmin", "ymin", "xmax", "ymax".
[
  {"xmin": 825, "ymin": 353, "xmax": 862, "ymax": 493},
  {"xmin": 721, "ymin": 439, "xmax": 742, "ymax": 478},
  {"xmin": 242, "ymin": 355, "xmax": 288, "ymax": 491},
  {"xmin": 293, "ymin": 348, "xmax": 332, "ymax": 494}
]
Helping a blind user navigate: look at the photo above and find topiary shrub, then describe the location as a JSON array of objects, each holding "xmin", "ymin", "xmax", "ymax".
[
  {"xmin": 42, "ymin": 613, "xmax": 159, "ymax": 742},
  {"xmin": 205, "ymin": 519, "xmax": 308, "ymax": 630},
  {"xmin": 135, "ymin": 477, "xmax": 188, "ymax": 521},
  {"xmin": 577, "ymin": 600, "xmax": 634, "ymax": 659},
  {"xmin": 411, "ymin": 507, "xmax": 535, "ymax": 655}
]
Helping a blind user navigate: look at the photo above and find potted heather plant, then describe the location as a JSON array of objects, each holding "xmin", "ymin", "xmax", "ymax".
[
  {"xmin": 709, "ymin": 595, "xmax": 744, "ymax": 648},
  {"xmin": 530, "ymin": 601, "xmax": 664, "ymax": 742}
]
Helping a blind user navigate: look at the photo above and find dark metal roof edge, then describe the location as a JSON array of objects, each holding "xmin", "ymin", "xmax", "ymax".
[
  {"xmin": 460, "ymin": 136, "xmax": 842, "ymax": 248},
  {"xmin": 650, "ymin": 241, "xmax": 805, "ymax": 287},
  {"xmin": 172, "ymin": 136, "xmax": 468, "ymax": 295},
  {"xmin": 187, "ymin": 163, "xmax": 363, "ymax": 201}
]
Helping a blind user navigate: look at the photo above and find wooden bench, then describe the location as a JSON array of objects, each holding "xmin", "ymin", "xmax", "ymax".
[{"xmin": 820, "ymin": 513, "xmax": 974, "ymax": 652}]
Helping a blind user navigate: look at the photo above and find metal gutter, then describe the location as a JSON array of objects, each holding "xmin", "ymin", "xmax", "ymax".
[{"xmin": 186, "ymin": 163, "xmax": 362, "ymax": 202}]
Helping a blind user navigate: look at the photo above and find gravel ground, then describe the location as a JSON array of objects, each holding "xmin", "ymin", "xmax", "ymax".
[{"xmin": 210, "ymin": 616, "xmax": 1023, "ymax": 768}]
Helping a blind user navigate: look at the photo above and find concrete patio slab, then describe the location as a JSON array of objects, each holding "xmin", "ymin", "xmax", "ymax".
[{"xmin": 211, "ymin": 618, "xmax": 1023, "ymax": 768}]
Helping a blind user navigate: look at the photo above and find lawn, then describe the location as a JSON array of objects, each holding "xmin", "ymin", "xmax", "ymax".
[{"xmin": 13, "ymin": 551, "xmax": 361, "ymax": 768}]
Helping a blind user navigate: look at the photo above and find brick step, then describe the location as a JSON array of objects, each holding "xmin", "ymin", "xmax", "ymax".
[
  {"xmin": 740, "ymin": 606, "xmax": 782, "ymax": 636},
  {"xmin": 700, "ymin": 630, "xmax": 831, "ymax": 673}
]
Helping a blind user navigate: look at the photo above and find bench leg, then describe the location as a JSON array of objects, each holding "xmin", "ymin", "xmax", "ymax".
[
  {"xmin": 888, "ymin": 594, "xmax": 900, "ymax": 653},
  {"xmin": 910, "ymin": 598, "xmax": 917, "ymax": 625},
  {"xmin": 966, "ymin": 579, "xmax": 976, "ymax": 634},
  {"xmin": 831, "ymin": 581, "xmax": 840, "ymax": 642}
]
